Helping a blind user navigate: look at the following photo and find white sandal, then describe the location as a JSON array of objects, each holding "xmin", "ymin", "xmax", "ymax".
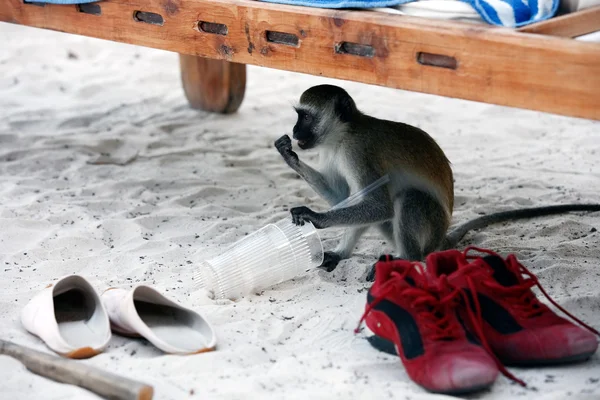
[
  {"xmin": 21, "ymin": 275, "xmax": 112, "ymax": 359},
  {"xmin": 102, "ymin": 285, "xmax": 217, "ymax": 355}
]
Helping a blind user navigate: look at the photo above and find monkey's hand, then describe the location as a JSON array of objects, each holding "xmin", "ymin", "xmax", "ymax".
[
  {"xmin": 275, "ymin": 135, "xmax": 299, "ymax": 167},
  {"xmin": 290, "ymin": 206, "xmax": 324, "ymax": 229}
]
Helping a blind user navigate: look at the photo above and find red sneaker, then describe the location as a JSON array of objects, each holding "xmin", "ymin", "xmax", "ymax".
[
  {"xmin": 355, "ymin": 255, "xmax": 499, "ymax": 395},
  {"xmin": 425, "ymin": 247, "xmax": 599, "ymax": 367}
]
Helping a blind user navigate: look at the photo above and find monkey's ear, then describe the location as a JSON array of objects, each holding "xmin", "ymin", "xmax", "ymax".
[{"xmin": 335, "ymin": 95, "xmax": 354, "ymax": 123}]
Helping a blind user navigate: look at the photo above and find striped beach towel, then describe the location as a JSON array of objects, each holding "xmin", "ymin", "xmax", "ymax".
[
  {"xmin": 258, "ymin": 0, "xmax": 559, "ymax": 27},
  {"xmin": 26, "ymin": 0, "xmax": 559, "ymax": 27}
]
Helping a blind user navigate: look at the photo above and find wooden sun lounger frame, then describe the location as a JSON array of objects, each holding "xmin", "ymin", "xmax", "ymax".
[{"xmin": 1, "ymin": 0, "xmax": 600, "ymax": 120}]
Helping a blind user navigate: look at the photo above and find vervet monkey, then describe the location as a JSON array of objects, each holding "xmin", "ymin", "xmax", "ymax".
[{"xmin": 275, "ymin": 84, "xmax": 600, "ymax": 277}]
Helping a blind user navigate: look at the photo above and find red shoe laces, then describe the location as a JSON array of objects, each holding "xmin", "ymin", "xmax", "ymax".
[
  {"xmin": 442, "ymin": 263, "xmax": 527, "ymax": 386},
  {"xmin": 355, "ymin": 258, "xmax": 527, "ymax": 385},
  {"xmin": 354, "ymin": 260, "xmax": 463, "ymax": 341},
  {"xmin": 464, "ymin": 246, "xmax": 600, "ymax": 337},
  {"xmin": 413, "ymin": 285, "xmax": 464, "ymax": 341},
  {"xmin": 452, "ymin": 245, "xmax": 600, "ymax": 387}
]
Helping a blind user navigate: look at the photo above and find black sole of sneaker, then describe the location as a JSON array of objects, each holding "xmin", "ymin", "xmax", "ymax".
[
  {"xmin": 366, "ymin": 335, "xmax": 494, "ymax": 396},
  {"xmin": 370, "ymin": 334, "xmax": 597, "ymax": 367},
  {"xmin": 502, "ymin": 351, "xmax": 596, "ymax": 367},
  {"xmin": 366, "ymin": 334, "xmax": 397, "ymax": 356}
]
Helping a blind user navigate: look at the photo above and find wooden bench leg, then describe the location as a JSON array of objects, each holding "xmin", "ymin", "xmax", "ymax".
[{"xmin": 179, "ymin": 55, "xmax": 246, "ymax": 114}]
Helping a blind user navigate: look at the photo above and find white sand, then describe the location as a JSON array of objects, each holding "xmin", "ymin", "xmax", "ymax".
[{"xmin": 1, "ymin": 22, "xmax": 599, "ymax": 400}]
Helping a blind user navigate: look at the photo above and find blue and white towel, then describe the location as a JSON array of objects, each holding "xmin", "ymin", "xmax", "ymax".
[
  {"xmin": 26, "ymin": 0, "xmax": 99, "ymax": 3},
  {"xmin": 27, "ymin": 0, "xmax": 558, "ymax": 28},
  {"xmin": 259, "ymin": 0, "xmax": 559, "ymax": 27}
]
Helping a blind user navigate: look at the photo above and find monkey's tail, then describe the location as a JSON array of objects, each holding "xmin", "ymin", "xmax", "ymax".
[{"xmin": 442, "ymin": 204, "xmax": 600, "ymax": 250}]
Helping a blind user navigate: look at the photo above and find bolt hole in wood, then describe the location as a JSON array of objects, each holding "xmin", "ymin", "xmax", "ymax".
[
  {"xmin": 78, "ymin": 3, "xmax": 101, "ymax": 16},
  {"xmin": 416, "ymin": 52, "xmax": 458, "ymax": 69},
  {"xmin": 133, "ymin": 11, "xmax": 164, "ymax": 26},
  {"xmin": 266, "ymin": 31, "xmax": 300, "ymax": 47},
  {"xmin": 23, "ymin": 0, "xmax": 45, "ymax": 7},
  {"xmin": 199, "ymin": 21, "xmax": 228, "ymax": 36},
  {"xmin": 335, "ymin": 42, "xmax": 375, "ymax": 58}
]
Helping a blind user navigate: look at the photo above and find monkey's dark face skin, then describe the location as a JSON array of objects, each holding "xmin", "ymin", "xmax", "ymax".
[{"xmin": 292, "ymin": 108, "xmax": 318, "ymax": 150}]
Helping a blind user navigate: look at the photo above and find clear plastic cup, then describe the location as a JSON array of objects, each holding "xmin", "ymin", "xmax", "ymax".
[
  {"xmin": 194, "ymin": 175, "xmax": 391, "ymax": 300},
  {"xmin": 194, "ymin": 218, "xmax": 324, "ymax": 300}
]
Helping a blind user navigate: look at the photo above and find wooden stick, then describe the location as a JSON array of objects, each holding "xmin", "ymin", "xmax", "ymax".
[
  {"xmin": 518, "ymin": 6, "xmax": 600, "ymax": 38},
  {"xmin": 0, "ymin": 339, "xmax": 154, "ymax": 400}
]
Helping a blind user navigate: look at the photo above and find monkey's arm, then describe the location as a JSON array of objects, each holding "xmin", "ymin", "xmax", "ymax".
[
  {"xmin": 291, "ymin": 194, "xmax": 393, "ymax": 229},
  {"xmin": 275, "ymin": 135, "xmax": 346, "ymax": 205}
]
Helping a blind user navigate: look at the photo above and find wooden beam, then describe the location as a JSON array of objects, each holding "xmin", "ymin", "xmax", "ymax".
[
  {"xmin": 179, "ymin": 55, "xmax": 246, "ymax": 113},
  {"xmin": 1, "ymin": 0, "xmax": 600, "ymax": 120},
  {"xmin": 518, "ymin": 6, "xmax": 600, "ymax": 38}
]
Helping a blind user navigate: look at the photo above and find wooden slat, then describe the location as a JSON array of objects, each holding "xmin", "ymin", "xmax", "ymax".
[
  {"xmin": 1, "ymin": 0, "xmax": 600, "ymax": 120},
  {"xmin": 518, "ymin": 6, "xmax": 600, "ymax": 38}
]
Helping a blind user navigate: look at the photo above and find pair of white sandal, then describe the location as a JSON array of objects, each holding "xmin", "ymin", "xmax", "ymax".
[{"xmin": 21, "ymin": 275, "xmax": 216, "ymax": 359}]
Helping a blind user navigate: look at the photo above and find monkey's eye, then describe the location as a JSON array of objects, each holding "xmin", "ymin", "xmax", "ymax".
[{"xmin": 304, "ymin": 114, "xmax": 312, "ymax": 122}]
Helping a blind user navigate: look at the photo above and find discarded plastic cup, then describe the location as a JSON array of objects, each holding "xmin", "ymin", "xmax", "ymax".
[
  {"xmin": 194, "ymin": 174, "xmax": 391, "ymax": 300},
  {"xmin": 194, "ymin": 218, "xmax": 324, "ymax": 300}
]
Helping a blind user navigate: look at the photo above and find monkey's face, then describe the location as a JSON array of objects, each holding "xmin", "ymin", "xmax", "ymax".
[{"xmin": 292, "ymin": 108, "xmax": 319, "ymax": 150}]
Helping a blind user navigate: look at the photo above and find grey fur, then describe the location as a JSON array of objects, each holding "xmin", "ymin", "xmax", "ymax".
[
  {"xmin": 276, "ymin": 84, "xmax": 449, "ymax": 270},
  {"xmin": 276, "ymin": 84, "xmax": 600, "ymax": 275},
  {"xmin": 393, "ymin": 188, "xmax": 448, "ymax": 261},
  {"xmin": 274, "ymin": 135, "xmax": 349, "ymax": 206},
  {"xmin": 334, "ymin": 226, "xmax": 370, "ymax": 259},
  {"xmin": 443, "ymin": 204, "xmax": 600, "ymax": 250}
]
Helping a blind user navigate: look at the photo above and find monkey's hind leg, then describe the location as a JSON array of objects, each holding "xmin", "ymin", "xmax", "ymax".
[
  {"xmin": 376, "ymin": 221, "xmax": 395, "ymax": 245},
  {"xmin": 320, "ymin": 226, "xmax": 369, "ymax": 272},
  {"xmin": 366, "ymin": 188, "xmax": 446, "ymax": 282},
  {"xmin": 393, "ymin": 188, "xmax": 447, "ymax": 260}
]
